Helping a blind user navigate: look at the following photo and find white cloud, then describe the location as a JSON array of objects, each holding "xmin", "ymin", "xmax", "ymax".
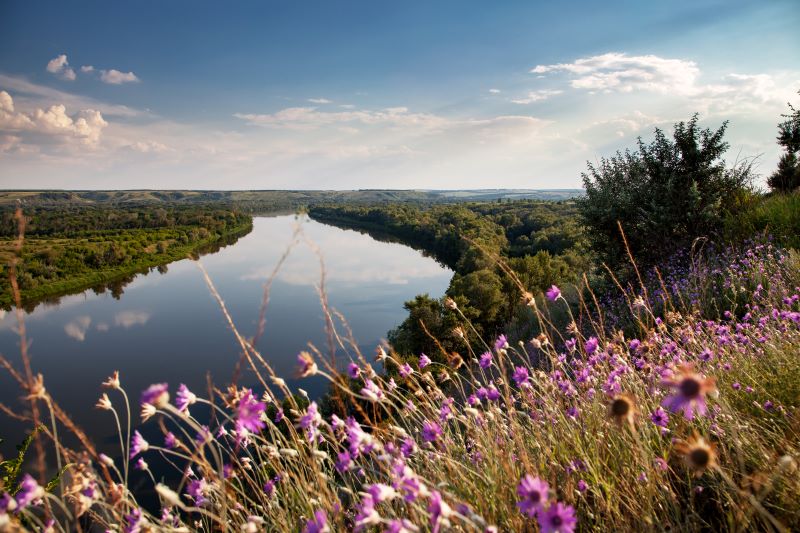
[
  {"xmin": 511, "ymin": 89, "xmax": 563, "ymax": 104},
  {"xmin": 114, "ymin": 310, "xmax": 150, "ymax": 328},
  {"xmin": 64, "ymin": 316, "xmax": 91, "ymax": 341},
  {"xmin": 0, "ymin": 90, "xmax": 108, "ymax": 145},
  {"xmin": 46, "ymin": 54, "xmax": 76, "ymax": 81},
  {"xmin": 100, "ymin": 69, "xmax": 140, "ymax": 85},
  {"xmin": 532, "ymin": 52, "xmax": 700, "ymax": 95},
  {"xmin": 488, "ymin": 88, "xmax": 501, "ymax": 94},
  {"xmin": 81, "ymin": 65, "xmax": 95, "ymax": 73},
  {"xmin": 234, "ymin": 106, "xmax": 449, "ymax": 131},
  {"xmin": 308, "ymin": 98, "xmax": 332, "ymax": 104}
]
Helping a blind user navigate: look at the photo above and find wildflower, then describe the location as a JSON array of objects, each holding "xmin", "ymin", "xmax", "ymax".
[
  {"xmin": 421, "ymin": 420, "xmax": 442, "ymax": 444},
  {"xmin": 428, "ymin": 491, "xmax": 452, "ymax": 533},
  {"xmin": 661, "ymin": 365, "xmax": 716, "ymax": 420},
  {"xmin": 546, "ymin": 285, "xmax": 561, "ymax": 301},
  {"xmin": 584, "ymin": 337, "xmax": 599, "ymax": 355},
  {"xmin": 447, "ymin": 352, "xmax": 464, "ymax": 369},
  {"xmin": 355, "ymin": 495, "xmax": 382, "ymax": 530},
  {"xmin": 297, "ymin": 351, "xmax": 318, "ymax": 377},
  {"xmin": 608, "ymin": 394, "xmax": 637, "ymax": 428},
  {"xmin": 537, "ymin": 502, "xmax": 577, "ymax": 533},
  {"xmin": 516, "ymin": 475, "xmax": 549, "ymax": 517},
  {"xmin": 140, "ymin": 382, "xmax": 169, "ymax": 408},
  {"xmin": 649, "ymin": 407, "xmax": 669, "ymax": 428},
  {"xmin": 335, "ymin": 451, "xmax": 353, "ymax": 473},
  {"xmin": 186, "ymin": 478, "xmax": 210, "ymax": 506},
  {"xmin": 399, "ymin": 363, "xmax": 413, "ymax": 378},
  {"xmin": 124, "ymin": 508, "xmax": 143, "ymax": 533},
  {"xmin": 99, "ymin": 453, "xmax": 114, "ymax": 467},
  {"xmin": 513, "ymin": 366, "xmax": 530, "ymax": 387},
  {"xmin": 297, "ymin": 402, "xmax": 323, "ymax": 443},
  {"xmin": 304, "ymin": 510, "xmax": 329, "ymax": 533},
  {"xmin": 494, "ymin": 334, "xmax": 509, "ymax": 352},
  {"xmin": 674, "ymin": 433, "xmax": 717, "ymax": 476},
  {"xmin": 236, "ymin": 389, "xmax": 266, "ymax": 437},
  {"xmin": 418, "ymin": 354, "xmax": 431, "ymax": 369},
  {"xmin": 15, "ymin": 474, "xmax": 44, "ymax": 509},
  {"xmin": 164, "ymin": 431, "xmax": 178, "ymax": 449},
  {"xmin": 348, "ymin": 363, "xmax": 361, "ymax": 379},
  {"xmin": 175, "ymin": 384, "xmax": 197, "ymax": 413},
  {"xmin": 141, "ymin": 403, "xmax": 157, "ymax": 422},
  {"xmin": 135, "ymin": 457, "xmax": 148, "ymax": 471},
  {"xmin": 103, "ymin": 370, "xmax": 121, "ymax": 390},
  {"xmin": 444, "ymin": 297, "xmax": 458, "ymax": 310},
  {"xmin": 577, "ymin": 480, "xmax": 588, "ymax": 493},
  {"xmin": 156, "ymin": 484, "xmax": 181, "ymax": 507},
  {"xmin": 368, "ymin": 483, "xmax": 397, "ymax": 503},
  {"xmin": 96, "ymin": 393, "xmax": 112, "ymax": 410},
  {"xmin": 361, "ymin": 379, "xmax": 385, "ymax": 402},
  {"xmin": 385, "ymin": 519, "xmax": 419, "ymax": 533},
  {"xmin": 130, "ymin": 430, "xmax": 149, "ymax": 459},
  {"xmin": 479, "ymin": 351, "xmax": 492, "ymax": 369}
]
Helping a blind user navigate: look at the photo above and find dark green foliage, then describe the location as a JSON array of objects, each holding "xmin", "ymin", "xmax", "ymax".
[
  {"xmin": 768, "ymin": 95, "xmax": 800, "ymax": 192},
  {"xmin": 577, "ymin": 114, "xmax": 753, "ymax": 272}
]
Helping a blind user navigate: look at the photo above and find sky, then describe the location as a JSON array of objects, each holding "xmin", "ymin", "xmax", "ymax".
[{"xmin": 0, "ymin": 0, "xmax": 798, "ymax": 190}]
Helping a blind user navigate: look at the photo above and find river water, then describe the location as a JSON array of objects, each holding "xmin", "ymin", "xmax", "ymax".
[{"xmin": 0, "ymin": 215, "xmax": 452, "ymax": 458}]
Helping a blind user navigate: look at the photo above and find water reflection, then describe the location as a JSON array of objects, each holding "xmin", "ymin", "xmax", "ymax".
[{"xmin": 0, "ymin": 215, "xmax": 452, "ymax": 459}]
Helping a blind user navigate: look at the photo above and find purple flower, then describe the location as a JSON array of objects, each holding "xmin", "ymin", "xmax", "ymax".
[
  {"xmin": 399, "ymin": 363, "xmax": 412, "ymax": 378},
  {"xmin": 494, "ymin": 334, "xmax": 509, "ymax": 352},
  {"xmin": 421, "ymin": 420, "xmax": 442, "ymax": 443},
  {"xmin": 546, "ymin": 285, "xmax": 561, "ymax": 302},
  {"xmin": 140, "ymin": 383, "xmax": 169, "ymax": 408},
  {"xmin": 348, "ymin": 363, "xmax": 361, "ymax": 379},
  {"xmin": 577, "ymin": 480, "xmax": 588, "ymax": 493},
  {"xmin": 236, "ymin": 389, "xmax": 266, "ymax": 437},
  {"xmin": 479, "ymin": 351, "xmax": 492, "ymax": 369},
  {"xmin": 164, "ymin": 431, "xmax": 177, "ymax": 449},
  {"xmin": 537, "ymin": 502, "xmax": 577, "ymax": 533},
  {"xmin": 175, "ymin": 384, "xmax": 196, "ymax": 413},
  {"xmin": 584, "ymin": 337, "xmax": 598, "ymax": 355},
  {"xmin": 428, "ymin": 491, "xmax": 452, "ymax": 533},
  {"xmin": 335, "ymin": 450, "xmax": 353, "ymax": 473},
  {"xmin": 649, "ymin": 407, "xmax": 669, "ymax": 428},
  {"xmin": 297, "ymin": 402, "xmax": 323, "ymax": 443},
  {"xmin": 513, "ymin": 366, "xmax": 530, "ymax": 387},
  {"xmin": 15, "ymin": 474, "xmax": 44, "ymax": 509},
  {"xmin": 418, "ymin": 354, "xmax": 431, "ymax": 368},
  {"xmin": 186, "ymin": 478, "xmax": 209, "ymax": 506},
  {"xmin": 130, "ymin": 430, "xmax": 149, "ymax": 459},
  {"xmin": 660, "ymin": 366, "xmax": 716, "ymax": 421},
  {"xmin": 361, "ymin": 379, "xmax": 385, "ymax": 402},
  {"xmin": 303, "ymin": 509, "xmax": 329, "ymax": 533},
  {"xmin": 517, "ymin": 475, "xmax": 549, "ymax": 517},
  {"xmin": 124, "ymin": 508, "xmax": 143, "ymax": 533}
]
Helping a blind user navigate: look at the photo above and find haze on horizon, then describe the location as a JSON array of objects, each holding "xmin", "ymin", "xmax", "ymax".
[{"xmin": 0, "ymin": 0, "xmax": 798, "ymax": 191}]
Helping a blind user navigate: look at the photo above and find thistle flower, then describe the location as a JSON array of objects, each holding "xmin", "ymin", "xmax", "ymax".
[
  {"xmin": 130, "ymin": 430, "xmax": 149, "ymax": 459},
  {"xmin": 546, "ymin": 285, "xmax": 561, "ymax": 302},
  {"xmin": 537, "ymin": 502, "xmax": 577, "ymax": 533},
  {"xmin": 304, "ymin": 510, "xmax": 329, "ymax": 533},
  {"xmin": 294, "ymin": 351, "xmax": 318, "ymax": 378},
  {"xmin": 513, "ymin": 366, "xmax": 530, "ymax": 387},
  {"xmin": 399, "ymin": 363, "xmax": 412, "ymax": 378},
  {"xmin": 674, "ymin": 433, "xmax": 717, "ymax": 476},
  {"xmin": 175, "ymin": 384, "xmax": 197, "ymax": 413},
  {"xmin": 236, "ymin": 389, "xmax": 266, "ymax": 437},
  {"xmin": 516, "ymin": 475, "xmax": 549, "ymax": 517},
  {"xmin": 660, "ymin": 365, "xmax": 716, "ymax": 420},
  {"xmin": 186, "ymin": 478, "xmax": 210, "ymax": 506},
  {"xmin": 608, "ymin": 393, "xmax": 637, "ymax": 428},
  {"xmin": 140, "ymin": 403, "xmax": 156, "ymax": 422},
  {"xmin": 140, "ymin": 383, "xmax": 169, "ymax": 408},
  {"xmin": 479, "ymin": 351, "xmax": 492, "ymax": 369},
  {"xmin": 584, "ymin": 337, "xmax": 599, "ymax": 355},
  {"xmin": 361, "ymin": 379, "xmax": 385, "ymax": 402},
  {"xmin": 418, "ymin": 354, "xmax": 431, "ymax": 369}
]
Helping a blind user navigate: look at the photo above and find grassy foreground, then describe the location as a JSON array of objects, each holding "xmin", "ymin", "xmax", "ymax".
[{"xmin": 1, "ymin": 235, "xmax": 799, "ymax": 532}]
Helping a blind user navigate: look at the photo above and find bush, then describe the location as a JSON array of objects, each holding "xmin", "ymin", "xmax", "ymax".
[
  {"xmin": 577, "ymin": 114, "xmax": 754, "ymax": 273},
  {"xmin": 768, "ymin": 94, "xmax": 800, "ymax": 192}
]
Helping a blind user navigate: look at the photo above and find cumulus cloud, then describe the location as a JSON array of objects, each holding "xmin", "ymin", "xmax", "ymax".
[
  {"xmin": 308, "ymin": 98, "xmax": 332, "ymax": 104},
  {"xmin": 0, "ymin": 90, "xmax": 108, "ymax": 145},
  {"xmin": 532, "ymin": 52, "xmax": 700, "ymax": 95},
  {"xmin": 80, "ymin": 65, "xmax": 95, "ymax": 73},
  {"xmin": 64, "ymin": 316, "xmax": 92, "ymax": 341},
  {"xmin": 114, "ymin": 310, "xmax": 150, "ymax": 328},
  {"xmin": 100, "ymin": 69, "xmax": 140, "ymax": 84},
  {"xmin": 511, "ymin": 89, "xmax": 563, "ymax": 104},
  {"xmin": 46, "ymin": 54, "xmax": 76, "ymax": 81}
]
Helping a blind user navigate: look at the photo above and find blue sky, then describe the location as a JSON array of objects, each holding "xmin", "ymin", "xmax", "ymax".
[{"xmin": 0, "ymin": 0, "xmax": 798, "ymax": 189}]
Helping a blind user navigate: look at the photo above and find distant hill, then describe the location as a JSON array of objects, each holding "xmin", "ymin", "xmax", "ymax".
[{"xmin": 0, "ymin": 189, "xmax": 583, "ymax": 211}]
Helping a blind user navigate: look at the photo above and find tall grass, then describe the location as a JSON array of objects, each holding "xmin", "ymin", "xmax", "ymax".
[{"xmin": 1, "ymin": 224, "xmax": 799, "ymax": 532}]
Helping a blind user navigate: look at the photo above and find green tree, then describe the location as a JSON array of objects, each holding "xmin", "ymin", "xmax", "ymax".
[
  {"xmin": 577, "ymin": 114, "xmax": 753, "ymax": 271},
  {"xmin": 768, "ymin": 94, "xmax": 800, "ymax": 192}
]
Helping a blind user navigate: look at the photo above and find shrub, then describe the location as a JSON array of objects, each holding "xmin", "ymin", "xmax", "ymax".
[{"xmin": 577, "ymin": 115, "xmax": 754, "ymax": 273}]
